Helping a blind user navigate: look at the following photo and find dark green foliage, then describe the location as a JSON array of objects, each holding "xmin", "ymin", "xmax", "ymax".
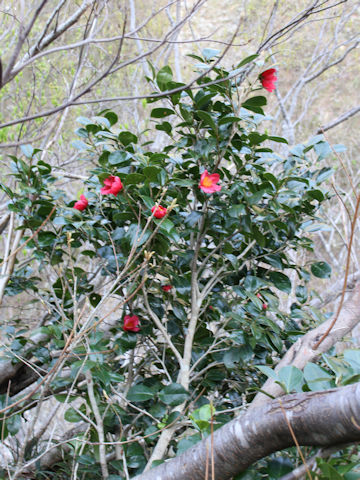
[{"xmin": 1, "ymin": 51, "xmax": 356, "ymax": 479}]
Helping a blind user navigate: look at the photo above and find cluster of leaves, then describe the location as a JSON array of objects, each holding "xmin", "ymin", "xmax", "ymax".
[{"xmin": 0, "ymin": 51, "xmax": 355, "ymax": 479}]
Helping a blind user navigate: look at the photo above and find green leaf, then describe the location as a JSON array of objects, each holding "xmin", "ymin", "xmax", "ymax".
[
  {"xmin": 202, "ymin": 48, "xmax": 220, "ymax": 60},
  {"xmin": 268, "ymin": 271, "xmax": 291, "ymax": 293},
  {"xmin": 311, "ymin": 261, "xmax": 331, "ymax": 278},
  {"xmin": 267, "ymin": 136, "xmax": 288, "ymax": 144},
  {"xmin": 143, "ymin": 166, "xmax": 161, "ymax": 181},
  {"xmin": 89, "ymin": 293, "xmax": 101, "ymax": 307},
  {"xmin": 185, "ymin": 211, "xmax": 202, "ymax": 227},
  {"xmin": 124, "ymin": 173, "xmax": 145, "ymax": 185},
  {"xmin": 263, "ymin": 254, "xmax": 283, "ymax": 269},
  {"xmin": 37, "ymin": 232, "xmax": 57, "ymax": 247},
  {"xmin": 242, "ymin": 96, "xmax": 267, "ymax": 107},
  {"xmin": 151, "ymin": 108, "xmax": 175, "ymax": 118},
  {"xmin": 127, "ymin": 384, "xmax": 154, "ymax": 402},
  {"xmin": 196, "ymin": 111, "xmax": 217, "ymax": 131},
  {"xmin": 108, "ymin": 151, "xmax": 129, "ymax": 165},
  {"xmin": 126, "ymin": 224, "xmax": 150, "ymax": 247},
  {"xmin": 104, "ymin": 111, "xmax": 118, "ymax": 126},
  {"xmin": 177, "ymin": 434, "xmax": 201, "ymax": 455},
  {"xmin": 255, "ymin": 365, "xmax": 278, "ymax": 380},
  {"xmin": 6, "ymin": 413, "xmax": 21, "ymax": 435},
  {"xmin": 158, "ymin": 218, "xmax": 175, "ymax": 233},
  {"xmin": 156, "ymin": 122, "xmax": 172, "ymax": 135},
  {"xmin": 20, "ymin": 144, "xmax": 34, "ymax": 158},
  {"xmin": 304, "ymin": 363, "xmax": 333, "ymax": 391},
  {"xmin": 267, "ymin": 458, "xmax": 293, "ymax": 477},
  {"xmin": 64, "ymin": 407, "xmax": 83, "ymax": 423},
  {"xmin": 344, "ymin": 349, "xmax": 360, "ymax": 373},
  {"xmin": 118, "ymin": 131, "xmax": 137, "ymax": 146},
  {"xmin": 316, "ymin": 167, "xmax": 333, "ymax": 183},
  {"xmin": 37, "ymin": 160, "xmax": 52, "ymax": 174},
  {"xmin": 156, "ymin": 65, "xmax": 173, "ymax": 90},
  {"xmin": 78, "ymin": 454, "xmax": 96, "ymax": 465},
  {"xmin": 295, "ymin": 285, "xmax": 308, "ymax": 304},
  {"xmin": 318, "ymin": 463, "xmax": 343, "ymax": 480},
  {"xmin": 115, "ymin": 332, "xmax": 137, "ymax": 354},
  {"xmin": 236, "ymin": 54, "xmax": 258, "ymax": 68},
  {"xmin": 229, "ymin": 204, "xmax": 246, "ymax": 217},
  {"xmin": 314, "ymin": 141, "xmax": 332, "ymax": 159},
  {"xmin": 158, "ymin": 383, "xmax": 189, "ymax": 406},
  {"xmin": 72, "ymin": 140, "xmax": 88, "ymax": 150},
  {"xmin": 195, "ymin": 93, "xmax": 216, "ymax": 109},
  {"xmin": 278, "ymin": 366, "xmax": 303, "ymax": 393},
  {"xmin": 218, "ymin": 116, "xmax": 241, "ymax": 126},
  {"xmin": 322, "ymin": 354, "xmax": 350, "ymax": 378},
  {"xmin": 172, "ymin": 178, "xmax": 194, "ymax": 187},
  {"xmin": 76, "ymin": 116, "xmax": 91, "ymax": 125},
  {"xmin": 307, "ymin": 189, "xmax": 325, "ymax": 201}
]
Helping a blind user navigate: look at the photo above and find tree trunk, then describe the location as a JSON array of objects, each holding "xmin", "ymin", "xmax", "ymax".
[{"xmin": 134, "ymin": 383, "xmax": 360, "ymax": 480}]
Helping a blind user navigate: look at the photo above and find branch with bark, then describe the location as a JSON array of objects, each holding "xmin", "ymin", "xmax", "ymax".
[
  {"xmin": 251, "ymin": 283, "xmax": 360, "ymax": 408},
  {"xmin": 133, "ymin": 383, "xmax": 360, "ymax": 480}
]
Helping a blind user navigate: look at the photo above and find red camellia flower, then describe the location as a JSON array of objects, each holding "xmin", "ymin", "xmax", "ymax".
[
  {"xmin": 161, "ymin": 284, "xmax": 172, "ymax": 292},
  {"xmin": 100, "ymin": 175, "xmax": 123, "ymax": 196},
  {"xmin": 259, "ymin": 68, "xmax": 277, "ymax": 92},
  {"xmin": 151, "ymin": 205, "xmax": 167, "ymax": 219},
  {"xmin": 123, "ymin": 315, "xmax": 140, "ymax": 332},
  {"xmin": 199, "ymin": 170, "xmax": 221, "ymax": 193},
  {"xmin": 73, "ymin": 194, "xmax": 88, "ymax": 211}
]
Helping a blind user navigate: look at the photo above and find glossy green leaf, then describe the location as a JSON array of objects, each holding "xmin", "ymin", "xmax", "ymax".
[
  {"xmin": 304, "ymin": 363, "xmax": 333, "ymax": 391},
  {"xmin": 278, "ymin": 366, "xmax": 303, "ymax": 393},
  {"xmin": 158, "ymin": 383, "xmax": 189, "ymax": 406},
  {"xmin": 118, "ymin": 131, "xmax": 138, "ymax": 145},
  {"xmin": 256, "ymin": 365, "xmax": 278, "ymax": 380},
  {"xmin": 151, "ymin": 108, "xmax": 175, "ymax": 118},
  {"xmin": 64, "ymin": 407, "xmax": 84, "ymax": 423},
  {"xmin": 269, "ymin": 271, "xmax": 291, "ymax": 293},
  {"xmin": 127, "ymin": 384, "xmax": 154, "ymax": 402},
  {"xmin": 124, "ymin": 173, "xmax": 146, "ymax": 185},
  {"xmin": 311, "ymin": 261, "xmax": 331, "ymax": 278},
  {"xmin": 236, "ymin": 54, "xmax": 258, "ymax": 68}
]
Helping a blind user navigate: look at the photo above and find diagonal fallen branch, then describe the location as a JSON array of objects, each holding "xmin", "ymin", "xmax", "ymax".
[
  {"xmin": 133, "ymin": 382, "xmax": 360, "ymax": 480},
  {"xmin": 251, "ymin": 284, "xmax": 360, "ymax": 408}
]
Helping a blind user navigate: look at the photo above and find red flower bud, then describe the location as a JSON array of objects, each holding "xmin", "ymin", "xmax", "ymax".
[
  {"xmin": 123, "ymin": 315, "xmax": 140, "ymax": 332},
  {"xmin": 161, "ymin": 284, "xmax": 172, "ymax": 292},
  {"xmin": 73, "ymin": 194, "xmax": 88, "ymax": 211},
  {"xmin": 151, "ymin": 205, "xmax": 167, "ymax": 219},
  {"xmin": 262, "ymin": 303, "xmax": 268, "ymax": 310}
]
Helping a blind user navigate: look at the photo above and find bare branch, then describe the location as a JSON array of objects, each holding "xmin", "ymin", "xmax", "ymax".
[
  {"xmin": 2, "ymin": 0, "xmax": 48, "ymax": 83},
  {"xmin": 317, "ymin": 105, "xmax": 360, "ymax": 133},
  {"xmin": 4, "ymin": 0, "xmax": 95, "ymax": 85}
]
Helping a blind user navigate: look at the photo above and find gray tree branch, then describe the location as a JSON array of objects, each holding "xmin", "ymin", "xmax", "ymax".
[
  {"xmin": 133, "ymin": 383, "xmax": 360, "ymax": 480},
  {"xmin": 317, "ymin": 105, "xmax": 360, "ymax": 133},
  {"xmin": 251, "ymin": 284, "xmax": 360, "ymax": 408}
]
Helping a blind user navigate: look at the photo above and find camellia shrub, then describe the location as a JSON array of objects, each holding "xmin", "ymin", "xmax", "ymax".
[{"xmin": 2, "ymin": 50, "xmax": 356, "ymax": 479}]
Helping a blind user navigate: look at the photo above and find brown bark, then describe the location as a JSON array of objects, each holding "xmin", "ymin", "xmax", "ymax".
[{"xmin": 134, "ymin": 383, "xmax": 360, "ymax": 480}]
